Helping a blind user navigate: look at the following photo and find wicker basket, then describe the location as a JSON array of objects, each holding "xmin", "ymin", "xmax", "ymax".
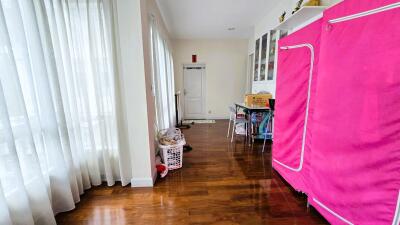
[{"xmin": 159, "ymin": 137, "xmax": 186, "ymax": 170}]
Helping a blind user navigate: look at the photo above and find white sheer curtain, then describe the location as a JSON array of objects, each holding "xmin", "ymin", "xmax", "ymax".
[
  {"xmin": 150, "ymin": 16, "xmax": 176, "ymax": 130},
  {"xmin": 0, "ymin": 0, "xmax": 130, "ymax": 225}
]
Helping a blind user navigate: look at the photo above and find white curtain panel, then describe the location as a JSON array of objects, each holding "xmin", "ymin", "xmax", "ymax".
[
  {"xmin": 150, "ymin": 17, "xmax": 176, "ymax": 131},
  {"xmin": 0, "ymin": 0, "xmax": 130, "ymax": 225},
  {"xmin": 165, "ymin": 47, "xmax": 176, "ymax": 128}
]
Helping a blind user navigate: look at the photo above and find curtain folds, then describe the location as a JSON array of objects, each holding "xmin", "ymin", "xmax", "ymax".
[
  {"xmin": 150, "ymin": 17, "xmax": 176, "ymax": 131},
  {"xmin": 0, "ymin": 0, "xmax": 129, "ymax": 224}
]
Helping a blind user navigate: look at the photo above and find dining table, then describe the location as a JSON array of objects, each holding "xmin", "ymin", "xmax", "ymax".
[{"xmin": 234, "ymin": 103, "xmax": 271, "ymax": 145}]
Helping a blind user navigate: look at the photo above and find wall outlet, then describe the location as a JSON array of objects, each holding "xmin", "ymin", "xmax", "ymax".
[{"xmin": 208, "ymin": 110, "xmax": 212, "ymax": 114}]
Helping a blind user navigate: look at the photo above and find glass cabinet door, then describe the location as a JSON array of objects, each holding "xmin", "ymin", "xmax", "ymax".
[
  {"xmin": 267, "ymin": 30, "xmax": 277, "ymax": 80},
  {"xmin": 260, "ymin": 33, "xmax": 268, "ymax": 81},
  {"xmin": 254, "ymin": 38, "xmax": 260, "ymax": 81}
]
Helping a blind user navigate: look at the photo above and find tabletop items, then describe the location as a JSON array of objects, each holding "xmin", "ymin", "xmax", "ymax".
[
  {"xmin": 233, "ymin": 100, "xmax": 273, "ymax": 145},
  {"xmin": 244, "ymin": 93, "xmax": 272, "ymax": 108}
]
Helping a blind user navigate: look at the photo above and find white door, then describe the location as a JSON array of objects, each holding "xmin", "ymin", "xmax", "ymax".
[{"xmin": 183, "ymin": 65, "xmax": 206, "ymax": 119}]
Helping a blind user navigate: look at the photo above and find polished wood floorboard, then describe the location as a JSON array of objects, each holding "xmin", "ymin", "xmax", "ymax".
[{"xmin": 56, "ymin": 120, "xmax": 328, "ymax": 225}]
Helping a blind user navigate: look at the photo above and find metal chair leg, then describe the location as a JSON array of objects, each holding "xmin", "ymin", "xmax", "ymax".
[
  {"xmin": 245, "ymin": 122, "xmax": 248, "ymax": 138},
  {"xmin": 227, "ymin": 113, "xmax": 232, "ymax": 138},
  {"xmin": 249, "ymin": 120, "xmax": 253, "ymax": 146},
  {"xmin": 262, "ymin": 134, "xmax": 267, "ymax": 152},
  {"xmin": 231, "ymin": 119, "xmax": 236, "ymax": 143},
  {"xmin": 262, "ymin": 112, "xmax": 272, "ymax": 152}
]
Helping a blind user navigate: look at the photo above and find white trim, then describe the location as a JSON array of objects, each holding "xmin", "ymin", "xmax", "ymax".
[
  {"xmin": 329, "ymin": 2, "xmax": 400, "ymax": 24},
  {"xmin": 207, "ymin": 115, "xmax": 230, "ymax": 120},
  {"xmin": 255, "ymin": 37, "xmax": 262, "ymax": 82},
  {"xmin": 183, "ymin": 63, "xmax": 206, "ymax": 69},
  {"xmin": 273, "ymin": 44, "xmax": 314, "ymax": 172},
  {"xmin": 313, "ymin": 198, "xmax": 354, "ymax": 225},
  {"xmin": 393, "ymin": 190, "xmax": 400, "ymax": 225},
  {"xmin": 131, "ymin": 177, "xmax": 154, "ymax": 187}
]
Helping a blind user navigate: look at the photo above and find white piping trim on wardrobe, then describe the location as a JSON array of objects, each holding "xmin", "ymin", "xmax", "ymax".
[
  {"xmin": 313, "ymin": 198, "xmax": 354, "ymax": 225},
  {"xmin": 273, "ymin": 44, "xmax": 314, "ymax": 172},
  {"xmin": 329, "ymin": 2, "xmax": 400, "ymax": 24},
  {"xmin": 314, "ymin": 191, "xmax": 400, "ymax": 225},
  {"xmin": 393, "ymin": 190, "xmax": 400, "ymax": 225}
]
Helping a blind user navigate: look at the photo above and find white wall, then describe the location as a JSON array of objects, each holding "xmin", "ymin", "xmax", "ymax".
[
  {"xmin": 172, "ymin": 39, "xmax": 248, "ymax": 119},
  {"xmin": 249, "ymin": 0, "xmax": 343, "ymax": 94},
  {"xmin": 113, "ymin": 0, "xmax": 172, "ymax": 187},
  {"xmin": 113, "ymin": 0, "xmax": 155, "ymax": 187}
]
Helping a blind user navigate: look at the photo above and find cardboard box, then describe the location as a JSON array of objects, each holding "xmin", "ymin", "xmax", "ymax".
[{"xmin": 244, "ymin": 94, "xmax": 272, "ymax": 107}]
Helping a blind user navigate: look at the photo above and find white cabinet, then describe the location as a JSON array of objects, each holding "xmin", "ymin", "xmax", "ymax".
[
  {"xmin": 252, "ymin": 30, "xmax": 286, "ymax": 94},
  {"xmin": 251, "ymin": 6, "xmax": 326, "ymax": 95},
  {"xmin": 253, "ymin": 33, "xmax": 269, "ymax": 83},
  {"xmin": 259, "ymin": 33, "xmax": 268, "ymax": 81}
]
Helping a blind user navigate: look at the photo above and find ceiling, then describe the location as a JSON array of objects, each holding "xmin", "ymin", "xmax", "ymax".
[{"xmin": 156, "ymin": 0, "xmax": 277, "ymax": 39}]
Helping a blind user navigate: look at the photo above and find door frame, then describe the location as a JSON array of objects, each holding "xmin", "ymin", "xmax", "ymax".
[{"xmin": 182, "ymin": 63, "xmax": 206, "ymax": 119}]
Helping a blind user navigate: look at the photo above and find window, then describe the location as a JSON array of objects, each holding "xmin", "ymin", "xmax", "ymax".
[
  {"xmin": 0, "ymin": 1, "xmax": 128, "ymax": 224},
  {"xmin": 150, "ymin": 16, "xmax": 176, "ymax": 131}
]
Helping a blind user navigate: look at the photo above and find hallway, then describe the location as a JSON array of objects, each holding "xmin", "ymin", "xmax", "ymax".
[{"xmin": 56, "ymin": 120, "xmax": 328, "ymax": 224}]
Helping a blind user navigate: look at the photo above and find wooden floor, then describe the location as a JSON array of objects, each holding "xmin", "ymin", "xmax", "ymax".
[{"xmin": 56, "ymin": 120, "xmax": 328, "ymax": 225}]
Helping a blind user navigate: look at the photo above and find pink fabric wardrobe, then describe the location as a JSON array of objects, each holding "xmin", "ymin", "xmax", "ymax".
[
  {"xmin": 273, "ymin": 0, "xmax": 400, "ymax": 224},
  {"xmin": 273, "ymin": 19, "xmax": 322, "ymax": 194}
]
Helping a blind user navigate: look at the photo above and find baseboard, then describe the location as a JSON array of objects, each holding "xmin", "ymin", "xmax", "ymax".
[
  {"xmin": 130, "ymin": 170, "xmax": 158, "ymax": 188},
  {"xmin": 182, "ymin": 116, "xmax": 229, "ymax": 120},
  {"xmin": 131, "ymin": 177, "xmax": 154, "ymax": 187},
  {"xmin": 206, "ymin": 115, "xmax": 229, "ymax": 120}
]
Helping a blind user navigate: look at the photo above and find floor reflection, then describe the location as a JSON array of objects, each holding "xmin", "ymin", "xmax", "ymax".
[
  {"xmin": 89, "ymin": 207, "xmax": 126, "ymax": 225},
  {"xmin": 56, "ymin": 120, "xmax": 328, "ymax": 225}
]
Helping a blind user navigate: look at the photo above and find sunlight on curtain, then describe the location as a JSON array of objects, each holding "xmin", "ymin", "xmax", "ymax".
[
  {"xmin": 0, "ymin": 0, "xmax": 128, "ymax": 224},
  {"xmin": 150, "ymin": 17, "xmax": 176, "ymax": 131}
]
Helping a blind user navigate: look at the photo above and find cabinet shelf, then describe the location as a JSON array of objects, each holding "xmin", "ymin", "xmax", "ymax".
[{"xmin": 275, "ymin": 6, "xmax": 326, "ymax": 31}]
